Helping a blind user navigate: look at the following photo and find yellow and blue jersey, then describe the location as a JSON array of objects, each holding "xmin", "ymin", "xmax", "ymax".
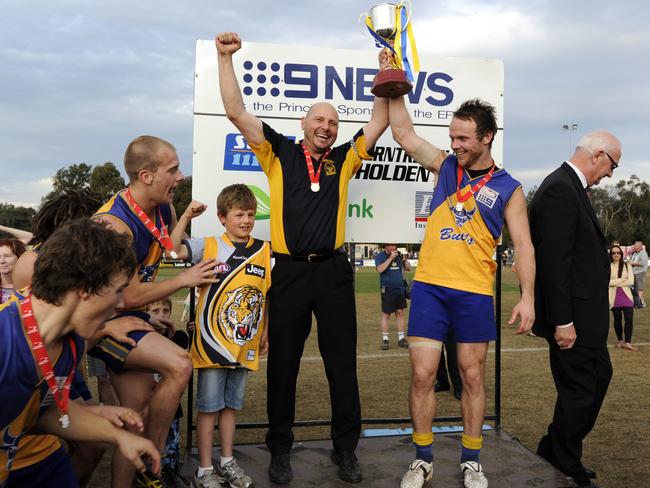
[
  {"xmin": 415, "ymin": 155, "xmax": 521, "ymax": 296},
  {"xmin": 0, "ymin": 299, "xmax": 84, "ymax": 484},
  {"xmin": 188, "ymin": 234, "xmax": 272, "ymax": 371},
  {"xmin": 95, "ymin": 190, "xmax": 173, "ymax": 283}
]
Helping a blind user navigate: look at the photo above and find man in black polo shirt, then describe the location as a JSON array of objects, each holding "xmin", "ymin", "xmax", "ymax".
[{"xmin": 216, "ymin": 32, "xmax": 388, "ymax": 484}]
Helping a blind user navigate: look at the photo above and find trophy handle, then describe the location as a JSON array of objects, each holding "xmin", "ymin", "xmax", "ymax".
[
  {"xmin": 359, "ymin": 12, "xmax": 370, "ymax": 38},
  {"xmin": 399, "ymin": 0, "xmax": 412, "ymax": 29}
]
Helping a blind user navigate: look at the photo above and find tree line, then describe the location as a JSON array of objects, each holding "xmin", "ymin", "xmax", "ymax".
[{"xmin": 0, "ymin": 162, "xmax": 193, "ymax": 232}]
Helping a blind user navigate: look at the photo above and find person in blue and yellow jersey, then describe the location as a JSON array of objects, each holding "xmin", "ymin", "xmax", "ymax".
[
  {"xmin": 91, "ymin": 136, "xmax": 220, "ymax": 488},
  {"xmin": 389, "ymin": 97, "xmax": 536, "ymax": 488},
  {"xmin": 169, "ymin": 184, "xmax": 271, "ymax": 488},
  {"xmin": 0, "ymin": 219, "xmax": 161, "ymax": 488},
  {"xmin": 216, "ymin": 32, "xmax": 389, "ymax": 485}
]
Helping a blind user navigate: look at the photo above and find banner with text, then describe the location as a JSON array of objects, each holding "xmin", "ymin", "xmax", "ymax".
[{"xmin": 192, "ymin": 40, "xmax": 503, "ymax": 243}]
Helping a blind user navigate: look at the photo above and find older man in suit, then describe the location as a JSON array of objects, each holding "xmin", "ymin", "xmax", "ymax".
[{"xmin": 529, "ymin": 130, "xmax": 621, "ymax": 488}]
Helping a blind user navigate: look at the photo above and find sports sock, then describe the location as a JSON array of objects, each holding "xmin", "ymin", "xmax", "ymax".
[
  {"xmin": 413, "ymin": 431, "xmax": 434, "ymax": 463},
  {"xmin": 197, "ymin": 465, "xmax": 214, "ymax": 476},
  {"xmin": 220, "ymin": 456, "xmax": 234, "ymax": 467},
  {"xmin": 398, "ymin": 331, "xmax": 405, "ymax": 341},
  {"xmin": 460, "ymin": 433, "xmax": 483, "ymax": 463},
  {"xmin": 382, "ymin": 333, "xmax": 389, "ymax": 341}
]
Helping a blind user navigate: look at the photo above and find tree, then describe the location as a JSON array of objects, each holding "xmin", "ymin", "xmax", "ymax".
[
  {"xmin": 43, "ymin": 163, "xmax": 92, "ymax": 201},
  {"xmin": 172, "ymin": 176, "xmax": 193, "ymax": 233},
  {"xmin": 0, "ymin": 203, "xmax": 36, "ymax": 231},
  {"xmin": 89, "ymin": 162, "xmax": 125, "ymax": 201}
]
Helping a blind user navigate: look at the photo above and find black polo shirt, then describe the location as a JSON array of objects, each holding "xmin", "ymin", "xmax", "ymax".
[{"xmin": 250, "ymin": 122, "xmax": 374, "ymax": 255}]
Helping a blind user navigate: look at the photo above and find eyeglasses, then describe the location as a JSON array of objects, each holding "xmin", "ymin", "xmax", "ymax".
[
  {"xmin": 603, "ymin": 151, "xmax": 619, "ymax": 171},
  {"xmin": 611, "ymin": 251, "xmax": 621, "ymax": 255}
]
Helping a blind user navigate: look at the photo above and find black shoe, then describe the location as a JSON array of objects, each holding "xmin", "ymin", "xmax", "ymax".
[
  {"xmin": 331, "ymin": 450, "xmax": 362, "ymax": 484},
  {"xmin": 398, "ymin": 338, "xmax": 409, "ymax": 349},
  {"xmin": 453, "ymin": 388, "xmax": 462, "ymax": 400},
  {"xmin": 381, "ymin": 338, "xmax": 389, "ymax": 350},
  {"xmin": 584, "ymin": 466, "xmax": 597, "ymax": 479},
  {"xmin": 434, "ymin": 381, "xmax": 450, "ymax": 392},
  {"xmin": 269, "ymin": 453, "xmax": 293, "ymax": 484}
]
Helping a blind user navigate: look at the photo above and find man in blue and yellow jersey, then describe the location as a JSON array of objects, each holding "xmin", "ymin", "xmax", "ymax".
[
  {"xmin": 389, "ymin": 97, "xmax": 536, "ymax": 488},
  {"xmin": 216, "ymin": 31, "xmax": 389, "ymax": 485},
  {"xmin": 1, "ymin": 219, "xmax": 161, "ymax": 488},
  {"xmin": 91, "ymin": 136, "xmax": 220, "ymax": 488}
]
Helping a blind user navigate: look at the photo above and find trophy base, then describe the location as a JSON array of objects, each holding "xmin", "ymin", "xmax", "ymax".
[{"xmin": 371, "ymin": 69, "xmax": 412, "ymax": 98}]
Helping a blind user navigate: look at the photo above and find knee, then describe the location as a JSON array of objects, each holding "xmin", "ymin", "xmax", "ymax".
[
  {"xmin": 412, "ymin": 367, "xmax": 435, "ymax": 392},
  {"xmin": 460, "ymin": 366, "xmax": 484, "ymax": 393},
  {"xmin": 163, "ymin": 349, "xmax": 193, "ymax": 385}
]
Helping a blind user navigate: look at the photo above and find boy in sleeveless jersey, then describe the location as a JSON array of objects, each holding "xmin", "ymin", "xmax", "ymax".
[{"xmin": 170, "ymin": 184, "xmax": 271, "ymax": 488}]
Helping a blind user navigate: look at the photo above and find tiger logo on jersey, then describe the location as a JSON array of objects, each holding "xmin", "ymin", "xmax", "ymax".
[{"xmin": 216, "ymin": 285, "xmax": 264, "ymax": 346}]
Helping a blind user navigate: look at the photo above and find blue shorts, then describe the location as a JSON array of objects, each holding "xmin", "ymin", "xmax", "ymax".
[
  {"xmin": 7, "ymin": 447, "xmax": 78, "ymax": 488},
  {"xmin": 408, "ymin": 281, "xmax": 496, "ymax": 343},
  {"xmin": 88, "ymin": 311, "xmax": 150, "ymax": 373},
  {"xmin": 196, "ymin": 367, "xmax": 248, "ymax": 412}
]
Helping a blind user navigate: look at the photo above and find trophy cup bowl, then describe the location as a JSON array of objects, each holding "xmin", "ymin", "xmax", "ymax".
[{"xmin": 365, "ymin": 2, "xmax": 412, "ymax": 98}]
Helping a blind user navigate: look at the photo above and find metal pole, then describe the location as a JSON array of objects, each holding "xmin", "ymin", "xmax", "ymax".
[
  {"xmin": 185, "ymin": 287, "xmax": 196, "ymax": 453},
  {"xmin": 494, "ymin": 245, "xmax": 503, "ymax": 431}
]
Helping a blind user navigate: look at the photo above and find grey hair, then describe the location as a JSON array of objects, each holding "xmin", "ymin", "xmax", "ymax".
[{"xmin": 576, "ymin": 131, "xmax": 619, "ymax": 154}]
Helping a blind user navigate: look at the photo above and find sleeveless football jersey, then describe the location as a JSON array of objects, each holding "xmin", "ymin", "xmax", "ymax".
[
  {"xmin": 0, "ymin": 299, "xmax": 84, "ymax": 484},
  {"xmin": 189, "ymin": 234, "xmax": 272, "ymax": 371},
  {"xmin": 415, "ymin": 155, "xmax": 521, "ymax": 296},
  {"xmin": 95, "ymin": 189, "xmax": 173, "ymax": 284}
]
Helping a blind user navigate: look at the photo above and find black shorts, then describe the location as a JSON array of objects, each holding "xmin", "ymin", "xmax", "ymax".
[{"xmin": 381, "ymin": 292, "xmax": 407, "ymax": 314}]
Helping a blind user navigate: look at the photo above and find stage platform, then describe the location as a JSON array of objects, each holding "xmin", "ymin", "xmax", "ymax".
[{"xmin": 177, "ymin": 429, "xmax": 574, "ymax": 487}]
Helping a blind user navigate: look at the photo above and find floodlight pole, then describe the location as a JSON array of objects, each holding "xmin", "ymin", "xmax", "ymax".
[{"xmin": 562, "ymin": 123, "xmax": 578, "ymax": 157}]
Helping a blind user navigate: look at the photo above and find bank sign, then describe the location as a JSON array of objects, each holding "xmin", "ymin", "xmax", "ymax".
[{"xmin": 192, "ymin": 41, "xmax": 503, "ymax": 243}]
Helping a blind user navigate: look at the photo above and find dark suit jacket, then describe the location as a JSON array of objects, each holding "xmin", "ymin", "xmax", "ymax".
[{"xmin": 529, "ymin": 163, "xmax": 610, "ymax": 347}]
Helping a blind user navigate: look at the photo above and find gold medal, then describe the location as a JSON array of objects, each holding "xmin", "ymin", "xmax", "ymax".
[
  {"xmin": 169, "ymin": 250, "xmax": 178, "ymax": 259},
  {"xmin": 310, "ymin": 182, "xmax": 320, "ymax": 192},
  {"xmin": 455, "ymin": 202, "xmax": 463, "ymax": 212},
  {"xmin": 59, "ymin": 413, "xmax": 70, "ymax": 429}
]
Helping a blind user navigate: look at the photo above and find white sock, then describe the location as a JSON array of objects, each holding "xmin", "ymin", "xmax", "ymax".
[
  {"xmin": 382, "ymin": 333, "xmax": 389, "ymax": 341},
  {"xmin": 197, "ymin": 465, "xmax": 214, "ymax": 476},
  {"xmin": 220, "ymin": 456, "xmax": 234, "ymax": 467},
  {"xmin": 398, "ymin": 332, "xmax": 405, "ymax": 341}
]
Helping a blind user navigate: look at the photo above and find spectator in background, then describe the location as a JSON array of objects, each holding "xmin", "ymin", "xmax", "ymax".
[
  {"xmin": 629, "ymin": 240, "xmax": 648, "ymax": 308},
  {"xmin": 375, "ymin": 244, "xmax": 411, "ymax": 350},
  {"xmin": 609, "ymin": 245, "xmax": 637, "ymax": 351},
  {"xmin": 0, "ymin": 239, "xmax": 27, "ymax": 304}
]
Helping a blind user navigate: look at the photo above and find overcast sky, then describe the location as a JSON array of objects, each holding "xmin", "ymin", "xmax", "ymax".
[{"xmin": 1, "ymin": 0, "xmax": 648, "ymax": 207}]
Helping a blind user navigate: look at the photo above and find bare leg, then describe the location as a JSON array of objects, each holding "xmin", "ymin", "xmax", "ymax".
[
  {"xmin": 218, "ymin": 408, "xmax": 237, "ymax": 459},
  {"xmin": 408, "ymin": 338, "xmax": 442, "ymax": 434},
  {"xmin": 457, "ymin": 342, "xmax": 489, "ymax": 438},
  {"xmin": 395, "ymin": 308, "xmax": 406, "ymax": 334},
  {"xmin": 380, "ymin": 312, "xmax": 390, "ymax": 334},
  {"xmin": 197, "ymin": 411, "xmax": 218, "ymax": 468},
  {"xmin": 109, "ymin": 333, "xmax": 192, "ymax": 487}
]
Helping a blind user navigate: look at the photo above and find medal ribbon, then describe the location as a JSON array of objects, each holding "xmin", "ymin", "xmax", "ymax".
[
  {"xmin": 123, "ymin": 189, "xmax": 175, "ymax": 254},
  {"xmin": 21, "ymin": 295, "xmax": 77, "ymax": 423},
  {"xmin": 456, "ymin": 163, "xmax": 496, "ymax": 204},
  {"xmin": 301, "ymin": 144, "xmax": 331, "ymax": 187}
]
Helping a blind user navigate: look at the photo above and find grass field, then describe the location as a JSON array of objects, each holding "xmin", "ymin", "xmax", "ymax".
[{"xmin": 87, "ymin": 265, "xmax": 649, "ymax": 487}]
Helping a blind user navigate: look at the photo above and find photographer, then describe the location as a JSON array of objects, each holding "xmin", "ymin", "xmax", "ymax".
[{"xmin": 375, "ymin": 244, "xmax": 412, "ymax": 350}]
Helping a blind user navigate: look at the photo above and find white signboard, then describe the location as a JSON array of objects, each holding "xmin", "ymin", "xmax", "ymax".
[{"xmin": 192, "ymin": 40, "xmax": 503, "ymax": 243}]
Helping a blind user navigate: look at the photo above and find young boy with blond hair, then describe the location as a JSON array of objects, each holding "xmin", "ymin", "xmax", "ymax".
[{"xmin": 171, "ymin": 184, "xmax": 271, "ymax": 488}]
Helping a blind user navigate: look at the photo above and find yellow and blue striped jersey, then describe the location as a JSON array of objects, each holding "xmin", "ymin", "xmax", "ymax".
[{"xmin": 415, "ymin": 155, "xmax": 522, "ymax": 296}]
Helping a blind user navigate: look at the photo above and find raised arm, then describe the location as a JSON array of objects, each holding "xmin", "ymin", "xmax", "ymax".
[
  {"xmin": 170, "ymin": 200, "xmax": 207, "ymax": 260},
  {"xmin": 389, "ymin": 96, "xmax": 446, "ymax": 172},
  {"xmin": 0, "ymin": 224, "xmax": 33, "ymax": 244},
  {"xmin": 216, "ymin": 32, "xmax": 265, "ymax": 146},
  {"xmin": 504, "ymin": 188, "xmax": 535, "ymax": 334},
  {"xmin": 362, "ymin": 96, "xmax": 389, "ymax": 151}
]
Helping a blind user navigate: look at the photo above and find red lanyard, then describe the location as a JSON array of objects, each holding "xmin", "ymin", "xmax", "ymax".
[
  {"xmin": 302, "ymin": 144, "xmax": 330, "ymax": 192},
  {"xmin": 123, "ymin": 189, "xmax": 178, "ymax": 259},
  {"xmin": 455, "ymin": 163, "xmax": 496, "ymax": 210},
  {"xmin": 20, "ymin": 295, "xmax": 77, "ymax": 429}
]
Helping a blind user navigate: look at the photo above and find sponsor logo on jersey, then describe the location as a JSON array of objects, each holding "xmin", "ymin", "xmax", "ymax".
[
  {"xmin": 476, "ymin": 186, "xmax": 499, "ymax": 209},
  {"xmin": 245, "ymin": 263, "xmax": 266, "ymax": 279}
]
